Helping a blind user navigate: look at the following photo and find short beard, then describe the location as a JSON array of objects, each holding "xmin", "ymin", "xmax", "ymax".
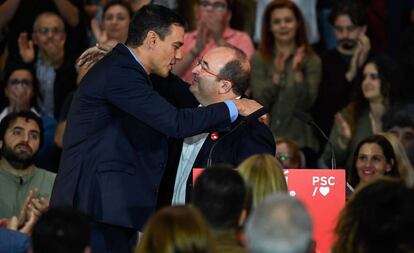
[{"xmin": 1, "ymin": 143, "xmax": 37, "ymax": 170}]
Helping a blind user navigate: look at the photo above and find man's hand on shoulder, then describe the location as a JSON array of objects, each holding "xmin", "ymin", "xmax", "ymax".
[{"xmin": 232, "ymin": 98, "xmax": 263, "ymax": 117}]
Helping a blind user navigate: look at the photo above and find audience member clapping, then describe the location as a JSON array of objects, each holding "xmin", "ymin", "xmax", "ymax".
[
  {"xmin": 250, "ymin": 0, "xmax": 321, "ymax": 154},
  {"xmin": 322, "ymin": 55, "xmax": 406, "ymax": 170}
]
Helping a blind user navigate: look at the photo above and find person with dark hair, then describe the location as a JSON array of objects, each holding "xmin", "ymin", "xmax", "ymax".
[
  {"xmin": 50, "ymin": 5, "xmax": 261, "ymax": 253},
  {"xmin": 192, "ymin": 165, "xmax": 248, "ymax": 253},
  {"xmin": 135, "ymin": 205, "xmax": 214, "ymax": 253},
  {"xmin": 311, "ymin": 0, "xmax": 371, "ymax": 152},
  {"xmin": 171, "ymin": 0, "xmax": 255, "ymax": 84},
  {"xmin": 251, "ymin": 0, "xmax": 321, "ymax": 154},
  {"xmin": 32, "ymin": 207, "xmax": 91, "ymax": 253},
  {"xmin": 332, "ymin": 178, "xmax": 414, "ymax": 253},
  {"xmin": 384, "ymin": 104, "xmax": 414, "ymax": 166},
  {"xmin": 1, "ymin": 66, "xmax": 38, "ymax": 121},
  {"xmin": 347, "ymin": 134, "xmax": 401, "ymax": 193},
  {"xmin": 322, "ymin": 55, "xmax": 403, "ymax": 170},
  {"xmin": 156, "ymin": 46, "xmax": 275, "ymax": 207},
  {"xmin": 0, "ymin": 111, "xmax": 54, "ymax": 225}
]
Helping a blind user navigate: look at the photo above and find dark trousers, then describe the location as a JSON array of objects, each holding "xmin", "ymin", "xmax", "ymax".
[{"xmin": 90, "ymin": 222, "xmax": 137, "ymax": 253}]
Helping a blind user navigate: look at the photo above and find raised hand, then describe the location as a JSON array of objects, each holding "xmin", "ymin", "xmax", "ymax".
[
  {"xmin": 91, "ymin": 18, "xmax": 108, "ymax": 45},
  {"xmin": 292, "ymin": 46, "xmax": 305, "ymax": 71},
  {"xmin": 335, "ymin": 112, "xmax": 352, "ymax": 145},
  {"xmin": 18, "ymin": 32, "xmax": 35, "ymax": 63}
]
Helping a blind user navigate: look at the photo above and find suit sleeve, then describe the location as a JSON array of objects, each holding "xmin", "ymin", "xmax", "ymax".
[{"xmin": 105, "ymin": 65, "xmax": 231, "ymax": 138}]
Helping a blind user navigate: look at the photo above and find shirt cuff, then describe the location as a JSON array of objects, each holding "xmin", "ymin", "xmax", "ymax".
[{"xmin": 224, "ymin": 100, "xmax": 238, "ymax": 123}]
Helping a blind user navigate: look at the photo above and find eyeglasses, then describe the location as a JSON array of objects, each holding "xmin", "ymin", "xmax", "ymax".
[
  {"xmin": 199, "ymin": 1, "xmax": 227, "ymax": 11},
  {"xmin": 34, "ymin": 27, "xmax": 64, "ymax": 35},
  {"xmin": 8, "ymin": 79, "xmax": 33, "ymax": 87},
  {"xmin": 196, "ymin": 58, "xmax": 232, "ymax": 84},
  {"xmin": 276, "ymin": 153, "xmax": 289, "ymax": 162}
]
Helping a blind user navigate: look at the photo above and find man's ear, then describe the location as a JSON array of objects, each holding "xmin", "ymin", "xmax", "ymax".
[
  {"xmin": 361, "ymin": 25, "xmax": 367, "ymax": 34},
  {"xmin": 219, "ymin": 80, "xmax": 232, "ymax": 94},
  {"xmin": 145, "ymin": 31, "xmax": 158, "ymax": 49}
]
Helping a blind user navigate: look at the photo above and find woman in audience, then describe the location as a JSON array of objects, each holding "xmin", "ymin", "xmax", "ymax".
[
  {"xmin": 250, "ymin": 0, "xmax": 321, "ymax": 154},
  {"xmin": 135, "ymin": 205, "xmax": 215, "ymax": 253},
  {"xmin": 332, "ymin": 178, "xmax": 414, "ymax": 253},
  {"xmin": 379, "ymin": 132, "xmax": 414, "ymax": 187},
  {"xmin": 91, "ymin": 1, "xmax": 132, "ymax": 48},
  {"xmin": 322, "ymin": 55, "xmax": 406, "ymax": 170},
  {"xmin": 238, "ymin": 154, "xmax": 287, "ymax": 208},
  {"xmin": 275, "ymin": 137, "xmax": 303, "ymax": 168},
  {"xmin": 347, "ymin": 134, "xmax": 400, "ymax": 193}
]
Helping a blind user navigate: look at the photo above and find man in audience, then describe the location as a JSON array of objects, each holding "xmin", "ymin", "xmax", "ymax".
[
  {"xmin": 385, "ymin": 104, "xmax": 414, "ymax": 165},
  {"xmin": 32, "ymin": 207, "xmax": 91, "ymax": 253},
  {"xmin": 0, "ymin": 111, "xmax": 55, "ymax": 222},
  {"xmin": 18, "ymin": 12, "xmax": 77, "ymax": 119},
  {"xmin": 245, "ymin": 194, "xmax": 313, "ymax": 253},
  {"xmin": 156, "ymin": 46, "xmax": 275, "ymax": 206},
  {"xmin": 171, "ymin": 0, "xmax": 255, "ymax": 83},
  {"xmin": 192, "ymin": 165, "xmax": 248, "ymax": 253},
  {"xmin": 311, "ymin": 0, "xmax": 371, "ymax": 149}
]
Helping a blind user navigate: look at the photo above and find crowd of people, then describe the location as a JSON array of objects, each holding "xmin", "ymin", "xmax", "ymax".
[{"xmin": 0, "ymin": 0, "xmax": 414, "ymax": 252}]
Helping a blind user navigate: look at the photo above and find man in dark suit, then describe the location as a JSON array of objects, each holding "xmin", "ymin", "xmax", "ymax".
[
  {"xmin": 50, "ymin": 5, "xmax": 261, "ymax": 253},
  {"xmin": 156, "ymin": 46, "xmax": 275, "ymax": 207}
]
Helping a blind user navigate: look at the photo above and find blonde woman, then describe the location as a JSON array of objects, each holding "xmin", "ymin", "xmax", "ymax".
[{"xmin": 238, "ymin": 154, "xmax": 287, "ymax": 208}]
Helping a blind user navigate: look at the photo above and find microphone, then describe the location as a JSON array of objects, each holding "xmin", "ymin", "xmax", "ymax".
[
  {"xmin": 294, "ymin": 111, "xmax": 336, "ymax": 169},
  {"xmin": 206, "ymin": 107, "xmax": 268, "ymax": 167}
]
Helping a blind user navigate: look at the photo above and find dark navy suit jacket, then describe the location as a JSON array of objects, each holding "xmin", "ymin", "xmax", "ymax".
[
  {"xmin": 151, "ymin": 75, "xmax": 276, "ymax": 207},
  {"xmin": 50, "ymin": 44, "xmax": 232, "ymax": 230}
]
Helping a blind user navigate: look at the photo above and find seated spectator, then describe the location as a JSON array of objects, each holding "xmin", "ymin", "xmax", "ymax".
[
  {"xmin": 17, "ymin": 12, "xmax": 77, "ymax": 119},
  {"xmin": 347, "ymin": 134, "xmax": 400, "ymax": 194},
  {"xmin": 332, "ymin": 177, "xmax": 414, "ymax": 253},
  {"xmin": 0, "ymin": 111, "xmax": 55, "ymax": 222},
  {"xmin": 238, "ymin": 154, "xmax": 287, "ymax": 208},
  {"xmin": 251, "ymin": 0, "xmax": 321, "ymax": 154},
  {"xmin": 171, "ymin": 0, "xmax": 255, "ymax": 83},
  {"xmin": 135, "ymin": 205, "xmax": 214, "ymax": 253},
  {"xmin": 245, "ymin": 193, "xmax": 313, "ymax": 253},
  {"xmin": 322, "ymin": 55, "xmax": 405, "ymax": 170},
  {"xmin": 384, "ymin": 104, "xmax": 414, "ymax": 165},
  {"xmin": 192, "ymin": 165, "xmax": 249, "ymax": 253},
  {"xmin": 275, "ymin": 137, "xmax": 304, "ymax": 168},
  {"xmin": 32, "ymin": 207, "xmax": 91, "ymax": 253}
]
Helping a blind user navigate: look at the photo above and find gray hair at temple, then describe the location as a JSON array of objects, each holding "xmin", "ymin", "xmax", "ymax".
[{"xmin": 245, "ymin": 193, "xmax": 313, "ymax": 253}]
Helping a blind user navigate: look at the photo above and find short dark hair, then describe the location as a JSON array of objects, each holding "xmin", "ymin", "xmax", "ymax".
[
  {"xmin": 349, "ymin": 134, "xmax": 399, "ymax": 187},
  {"xmin": 329, "ymin": 0, "xmax": 366, "ymax": 27},
  {"xmin": 103, "ymin": 0, "xmax": 133, "ymax": 19},
  {"xmin": 32, "ymin": 207, "xmax": 91, "ymax": 253},
  {"xmin": 383, "ymin": 104, "xmax": 414, "ymax": 130},
  {"xmin": 217, "ymin": 45, "xmax": 250, "ymax": 96},
  {"xmin": 126, "ymin": 4, "xmax": 186, "ymax": 47},
  {"xmin": 192, "ymin": 164, "xmax": 247, "ymax": 230},
  {"xmin": 0, "ymin": 111, "xmax": 44, "ymax": 148}
]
